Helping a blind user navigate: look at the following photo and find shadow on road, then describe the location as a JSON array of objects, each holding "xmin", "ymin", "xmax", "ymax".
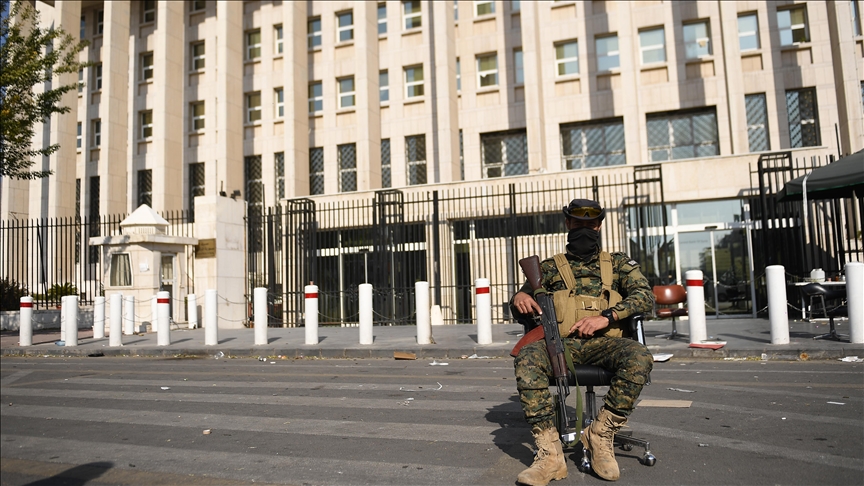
[{"xmin": 23, "ymin": 461, "xmax": 113, "ymax": 486}]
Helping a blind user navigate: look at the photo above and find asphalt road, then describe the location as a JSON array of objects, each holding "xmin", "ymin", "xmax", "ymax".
[{"xmin": 1, "ymin": 356, "xmax": 862, "ymax": 486}]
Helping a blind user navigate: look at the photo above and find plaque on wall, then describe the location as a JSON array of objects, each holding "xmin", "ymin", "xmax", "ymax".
[{"xmin": 196, "ymin": 238, "xmax": 216, "ymax": 258}]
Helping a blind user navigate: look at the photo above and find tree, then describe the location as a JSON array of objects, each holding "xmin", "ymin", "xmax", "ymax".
[{"xmin": 0, "ymin": 0, "xmax": 90, "ymax": 180}]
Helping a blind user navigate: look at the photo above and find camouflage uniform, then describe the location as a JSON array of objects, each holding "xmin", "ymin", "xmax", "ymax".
[{"xmin": 513, "ymin": 251, "xmax": 654, "ymax": 431}]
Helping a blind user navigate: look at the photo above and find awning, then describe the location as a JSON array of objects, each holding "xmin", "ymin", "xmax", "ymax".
[{"xmin": 778, "ymin": 149, "xmax": 864, "ymax": 201}]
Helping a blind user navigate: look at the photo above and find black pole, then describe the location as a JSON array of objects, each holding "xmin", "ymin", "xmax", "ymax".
[{"xmin": 432, "ymin": 191, "xmax": 442, "ymax": 306}]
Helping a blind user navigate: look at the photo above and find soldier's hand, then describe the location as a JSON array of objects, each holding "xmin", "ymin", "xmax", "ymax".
[
  {"xmin": 512, "ymin": 292, "xmax": 542, "ymax": 315},
  {"xmin": 569, "ymin": 315, "xmax": 610, "ymax": 338}
]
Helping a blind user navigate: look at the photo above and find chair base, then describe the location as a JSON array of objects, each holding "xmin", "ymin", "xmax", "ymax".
[
  {"xmin": 656, "ymin": 320, "xmax": 687, "ymax": 340},
  {"xmin": 577, "ymin": 431, "xmax": 656, "ymax": 472},
  {"xmin": 812, "ymin": 318, "xmax": 848, "ymax": 341}
]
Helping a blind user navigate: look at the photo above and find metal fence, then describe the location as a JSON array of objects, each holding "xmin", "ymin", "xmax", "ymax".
[
  {"xmin": 0, "ymin": 210, "xmax": 193, "ymax": 310},
  {"xmin": 247, "ymin": 167, "xmax": 668, "ymax": 327}
]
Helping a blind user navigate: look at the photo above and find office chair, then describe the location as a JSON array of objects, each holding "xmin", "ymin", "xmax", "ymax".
[
  {"xmin": 653, "ymin": 285, "xmax": 688, "ymax": 339},
  {"xmin": 799, "ymin": 283, "xmax": 848, "ymax": 341}
]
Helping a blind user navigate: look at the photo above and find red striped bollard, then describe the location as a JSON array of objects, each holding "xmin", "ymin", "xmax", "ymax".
[
  {"xmin": 475, "ymin": 278, "xmax": 492, "ymax": 345},
  {"xmin": 305, "ymin": 284, "xmax": 319, "ymax": 345},
  {"xmin": 19, "ymin": 296, "xmax": 33, "ymax": 346},
  {"xmin": 157, "ymin": 291, "xmax": 171, "ymax": 346},
  {"xmin": 685, "ymin": 270, "xmax": 707, "ymax": 343}
]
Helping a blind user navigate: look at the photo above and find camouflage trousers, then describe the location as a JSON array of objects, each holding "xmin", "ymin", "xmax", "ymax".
[{"xmin": 513, "ymin": 336, "xmax": 653, "ymax": 431}]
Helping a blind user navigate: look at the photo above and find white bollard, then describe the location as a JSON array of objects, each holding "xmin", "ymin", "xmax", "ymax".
[
  {"xmin": 254, "ymin": 287, "xmax": 268, "ymax": 345},
  {"xmin": 305, "ymin": 284, "xmax": 319, "ymax": 345},
  {"xmin": 110, "ymin": 294, "xmax": 123, "ymax": 347},
  {"xmin": 65, "ymin": 296, "xmax": 78, "ymax": 347},
  {"xmin": 416, "ymin": 281, "xmax": 431, "ymax": 345},
  {"xmin": 123, "ymin": 295, "xmax": 135, "ymax": 335},
  {"xmin": 19, "ymin": 296, "xmax": 33, "ymax": 346},
  {"xmin": 151, "ymin": 295, "xmax": 159, "ymax": 334},
  {"xmin": 187, "ymin": 294, "xmax": 198, "ymax": 329},
  {"xmin": 93, "ymin": 296, "xmax": 106, "ymax": 339},
  {"xmin": 156, "ymin": 291, "xmax": 171, "ymax": 346},
  {"xmin": 685, "ymin": 270, "xmax": 707, "ymax": 344},
  {"xmin": 359, "ymin": 283, "xmax": 373, "ymax": 345},
  {"xmin": 475, "ymin": 278, "xmax": 492, "ymax": 345},
  {"xmin": 205, "ymin": 289, "xmax": 218, "ymax": 345},
  {"xmin": 846, "ymin": 262, "xmax": 864, "ymax": 343},
  {"xmin": 766, "ymin": 265, "xmax": 789, "ymax": 344},
  {"xmin": 60, "ymin": 295, "xmax": 67, "ymax": 339}
]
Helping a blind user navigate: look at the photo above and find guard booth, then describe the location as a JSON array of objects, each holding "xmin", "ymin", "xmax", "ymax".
[{"xmin": 90, "ymin": 205, "xmax": 198, "ymax": 331}]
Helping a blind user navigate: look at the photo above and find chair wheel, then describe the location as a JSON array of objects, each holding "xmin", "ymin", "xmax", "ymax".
[
  {"xmin": 621, "ymin": 443, "xmax": 633, "ymax": 451},
  {"xmin": 642, "ymin": 453, "xmax": 656, "ymax": 466}
]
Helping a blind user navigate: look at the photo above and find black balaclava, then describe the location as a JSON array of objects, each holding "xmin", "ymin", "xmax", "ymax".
[{"xmin": 566, "ymin": 227, "xmax": 601, "ymax": 260}]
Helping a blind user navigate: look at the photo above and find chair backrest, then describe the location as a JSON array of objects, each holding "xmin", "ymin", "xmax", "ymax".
[{"xmin": 653, "ymin": 285, "xmax": 687, "ymax": 306}]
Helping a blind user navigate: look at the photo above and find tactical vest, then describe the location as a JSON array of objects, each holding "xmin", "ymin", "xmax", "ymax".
[{"xmin": 550, "ymin": 252, "xmax": 626, "ymax": 338}]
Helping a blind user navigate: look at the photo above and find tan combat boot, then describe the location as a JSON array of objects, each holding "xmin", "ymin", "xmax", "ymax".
[
  {"xmin": 581, "ymin": 408, "xmax": 627, "ymax": 481},
  {"xmin": 516, "ymin": 426, "xmax": 568, "ymax": 486}
]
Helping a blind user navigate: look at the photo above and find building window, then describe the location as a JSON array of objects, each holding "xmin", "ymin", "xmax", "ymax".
[
  {"xmin": 456, "ymin": 58, "xmax": 461, "ymax": 91},
  {"xmin": 406, "ymin": 135, "xmax": 427, "ymax": 185},
  {"xmin": 403, "ymin": 1, "xmax": 422, "ymax": 30},
  {"xmin": 745, "ymin": 93, "xmax": 769, "ymax": 152},
  {"xmin": 337, "ymin": 11, "xmax": 354, "ymax": 43},
  {"xmin": 192, "ymin": 42, "xmax": 205, "ymax": 70},
  {"xmin": 77, "ymin": 122, "xmax": 82, "ymax": 149},
  {"xmin": 142, "ymin": 0, "xmax": 155, "ymax": 23},
  {"xmin": 192, "ymin": 1, "xmax": 207, "ymax": 12},
  {"xmin": 683, "ymin": 21, "xmax": 711, "ymax": 59},
  {"xmin": 246, "ymin": 30, "xmax": 261, "ymax": 60},
  {"xmin": 514, "ymin": 49, "xmax": 523, "ymax": 84},
  {"xmin": 78, "ymin": 68, "xmax": 84, "ymax": 93},
  {"xmin": 246, "ymin": 92, "xmax": 262, "ymax": 123},
  {"xmin": 308, "ymin": 17, "xmax": 322, "ymax": 49},
  {"xmin": 647, "ymin": 107, "xmax": 719, "ymax": 161},
  {"xmin": 512, "ymin": 1, "xmax": 521, "ymax": 12},
  {"xmin": 778, "ymin": 6, "xmax": 809, "ymax": 45},
  {"xmin": 91, "ymin": 119, "xmax": 101, "ymax": 147},
  {"xmin": 191, "ymin": 101, "xmax": 205, "ymax": 131},
  {"xmin": 405, "ymin": 65, "xmax": 424, "ymax": 97},
  {"xmin": 454, "ymin": 0, "xmax": 459, "ymax": 21},
  {"xmin": 140, "ymin": 111, "xmax": 153, "ymax": 139},
  {"xmin": 737, "ymin": 13, "xmax": 759, "ymax": 51},
  {"xmin": 338, "ymin": 77, "xmax": 355, "ymax": 109},
  {"xmin": 378, "ymin": 3, "xmax": 387, "ymax": 34},
  {"xmin": 338, "ymin": 143, "xmax": 357, "ymax": 192},
  {"xmin": 561, "ymin": 118, "xmax": 626, "ymax": 170},
  {"xmin": 110, "ymin": 254, "xmax": 132, "ymax": 286},
  {"xmin": 274, "ymin": 25, "xmax": 283, "ymax": 55},
  {"xmin": 189, "ymin": 162, "xmax": 205, "ymax": 221},
  {"xmin": 96, "ymin": 10, "xmax": 104, "ymax": 35},
  {"xmin": 275, "ymin": 152, "xmax": 285, "ymax": 200},
  {"xmin": 596, "ymin": 35, "xmax": 619, "ymax": 71},
  {"xmin": 475, "ymin": 0, "xmax": 495, "ymax": 16},
  {"xmin": 639, "ymin": 27, "xmax": 665, "ymax": 64},
  {"xmin": 94, "ymin": 63, "xmax": 102, "ymax": 90},
  {"xmin": 853, "ymin": 1, "xmax": 861, "ymax": 37},
  {"xmin": 459, "ymin": 129, "xmax": 464, "ymax": 180},
  {"xmin": 80, "ymin": 15, "xmax": 86, "ymax": 39},
  {"xmin": 380, "ymin": 70, "xmax": 389, "ymax": 103},
  {"xmin": 555, "ymin": 41, "xmax": 579, "ymax": 76},
  {"xmin": 310, "ymin": 147, "xmax": 325, "ymax": 195},
  {"xmin": 476, "ymin": 53, "xmax": 498, "ymax": 87},
  {"xmin": 141, "ymin": 52, "xmax": 154, "ymax": 81},
  {"xmin": 309, "ymin": 82, "xmax": 323, "ymax": 113},
  {"xmin": 481, "ymin": 129, "xmax": 528, "ymax": 178},
  {"xmin": 381, "ymin": 139, "xmax": 391, "ymax": 188},
  {"xmin": 273, "ymin": 88, "xmax": 284, "ymax": 118},
  {"xmin": 786, "ymin": 88, "xmax": 819, "ymax": 148},
  {"xmin": 138, "ymin": 169, "xmax": 152, "ymax": 207}
]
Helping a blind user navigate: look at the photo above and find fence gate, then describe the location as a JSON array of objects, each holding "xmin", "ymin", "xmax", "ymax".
[{"xmin": 283, "ymin": 199, "xmax": 317, "ymax": 327}]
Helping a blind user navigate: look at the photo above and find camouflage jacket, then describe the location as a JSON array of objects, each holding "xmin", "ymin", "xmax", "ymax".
[{"xmin": 518, "ymin": 251, "xmax": 654, "ymax": 321}]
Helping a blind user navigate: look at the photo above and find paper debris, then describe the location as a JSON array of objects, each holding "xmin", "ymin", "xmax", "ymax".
[
  {"xmin": 160, "ymin": 387, "xmax": 170, "ymax": 390},
  {"xmin": 429, "ymin": 360, "xmax": 449, "ymax": 366},
  {"xmin": 689, "ymin": 341, "xmax": 726, "ymax": 350},
  {"xmin": 652, "ymin": 353, "xmax": 673, "ymax": 362},
  {"xmin": 638, "ymin": 399, "xmax": 692, "ymax": 408},
  {"xmin": 827, "ymin": 401, "xmax": 846, "ymax": 405},
  {"xmin": 466, "ymin": 354, "xmax": 490, "ymax": 359},
  {"xmin": 202, "ymin": 429, "xmax": 211, "ymax": 435},
  {"xmin": 667, "ymin": 387, "xmax": 696, "ymax": 393},
  {"xmin": 839, "ymin": 356, "xmax": 862, "ymax": 362},
  {"xmin": 394, "ymin": 351, "xmax": 417, "ymax": 360}
]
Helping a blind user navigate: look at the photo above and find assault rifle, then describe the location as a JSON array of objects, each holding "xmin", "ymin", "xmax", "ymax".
[{"xmin": 518, "ymin": 255, "xmax": 580, "ymax": 446}]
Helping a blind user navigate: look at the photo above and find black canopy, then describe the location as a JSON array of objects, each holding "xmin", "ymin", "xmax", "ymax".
[{"xmin": 779, "ymin": 149, "xmax": 864, "ymax": 201}]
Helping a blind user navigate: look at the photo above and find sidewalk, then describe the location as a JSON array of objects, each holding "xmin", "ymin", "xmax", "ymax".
[{"xmin": 2, "ymin": 317, "xmax": 862, "ymax": 361}]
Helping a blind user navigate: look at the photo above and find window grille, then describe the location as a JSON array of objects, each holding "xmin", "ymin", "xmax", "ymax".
[
  {"xmin": 310, "ymin": 147, "xmax": 325, "ymax": 195},
  {"xmin": 245, "ymin": 155, "xmax": 264, "ymax": 252},
  {"xmin": 381, "ymin": 139, "xmax": 392, "ymax": 188},
  {"xmin": 338, "ymin": 144, "xmax": 357, "ymax": 192},
  {"xmin": 138, "ymin": 169, "xmax": 152, "ymax": 207},
  {"xmin": 561, "ymin": 118, "xmax": 626, "ymax": 170},
  {"xmin": 189, "ymin": 162, "xmax": 205, "ymax": 221},
  {"xmin": 647, "ymin": 108, "xmax": 718, "ymax": 161},
  {"xmin": 745, "ymin": 94, "xmax": 769, "ymax": 152},
  {"xmin": 275, "ymin": 152, "xmax": 285, "ymax": 200},
  {"xmin": 481, "ymin": 130, "xmax": 528, "ymax": 178},
  {"xmin": 786, "ymin": 88, "xmax": 819, "ymax": 148},
  {"xmin": 406, "ymin": 135, "xmax": 427, "ymax": 185}
]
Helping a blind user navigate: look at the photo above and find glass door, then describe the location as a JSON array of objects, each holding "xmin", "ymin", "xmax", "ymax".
[{"xmin": 677, "ymin": 228, "xmax": 752, "ymax": 317}]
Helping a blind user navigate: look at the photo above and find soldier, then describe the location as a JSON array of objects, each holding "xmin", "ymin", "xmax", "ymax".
[{"xmin": 511, "ymin": 198, "xmax": 654, "ymax": 484}]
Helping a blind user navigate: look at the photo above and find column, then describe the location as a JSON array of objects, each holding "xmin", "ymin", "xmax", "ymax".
[
  {"xmin": 354, "ymin": 2, "xmax": 381, "ymax": 191},
  {"xmin": 152, "ymin": 1, "xmax": 184, "ymax": 211},
  {"xmin": 518, "ymin": 2, "xmax": 547, "ymax": 173},
  {"xmin": 100, "ymin": 1, "xmax": 130, "ymax": 215},
  {"xmin": 430, "ymin": 0, "xmax": 460, "ymax": 183},
  {"xmin": 215, "ymin": 1, "xmax": 244, "ymax": 199},
  {"xmin": 283, "ymin": 1, "xmax": 311, "ymax": 196}
]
